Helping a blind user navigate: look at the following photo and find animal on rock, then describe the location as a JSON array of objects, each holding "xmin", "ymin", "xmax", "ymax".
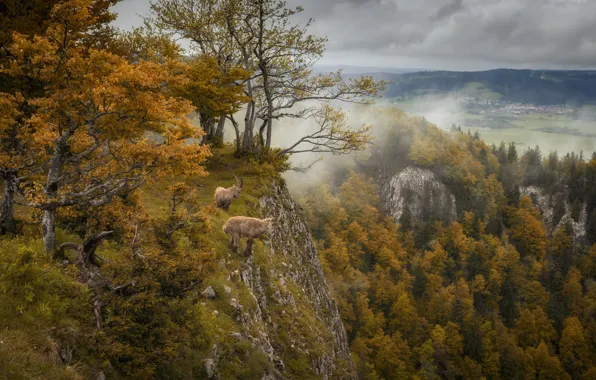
[
  {"xmin": 214, "ymin": 176, "xmax": 243, "ymax": 211},
  {"xmin": 222, "ymin": 216, "xmax": 274, "ymax": 255}
]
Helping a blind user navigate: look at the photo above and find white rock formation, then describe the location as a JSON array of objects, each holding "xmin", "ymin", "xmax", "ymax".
[
  {"xmin": 521, "ymin": 186, "xmax": 587, "ymax": 244},
  {"xmin": 380, "ymin": 166, "xmax": 457, "ymax": 224}
]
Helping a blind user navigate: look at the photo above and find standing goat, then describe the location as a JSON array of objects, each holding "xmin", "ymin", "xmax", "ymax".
[
  {"xmin": 223, "ymin": 216, "xmax": 274, "ymax": 256},
  {"xmin": 214, "ymin": 176, "xmax": 243, "ymax": 211}
]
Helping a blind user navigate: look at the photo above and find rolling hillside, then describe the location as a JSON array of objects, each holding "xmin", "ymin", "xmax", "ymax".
[{"xmin": 381, "ymin": 69, "xmax": 596, "ymax": 105}]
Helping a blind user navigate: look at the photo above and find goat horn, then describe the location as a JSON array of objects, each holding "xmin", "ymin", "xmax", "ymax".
[{"xmin": 235, "ymin": 176, "xmax": 243, "ymax": 188}]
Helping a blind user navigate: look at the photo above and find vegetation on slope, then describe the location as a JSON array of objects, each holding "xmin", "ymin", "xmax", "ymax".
[
  {"xmin": 1, "ymin": 148, "xmax": 351, "ymax": 379},
  {"xmin": 0, "ymin": 0, "xmax": 377, "ymax": 378}
]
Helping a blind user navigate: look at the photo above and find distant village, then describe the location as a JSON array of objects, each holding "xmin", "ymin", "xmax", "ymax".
[
  {"xmin": 462, "ymin": 98, "xmax": 572, "ymax": 117},
  {"xmin": 387, "ymin": 95, "xmax": 580, "ymax": 119}
]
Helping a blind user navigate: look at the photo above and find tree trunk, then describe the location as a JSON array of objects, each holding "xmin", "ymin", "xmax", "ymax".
[
  {"xmin": 43, "ymin": 122, "xmax": 74, "ymax": 252},
  {"xmin": 261, "ymin": 68, "xmax": 274, "ymax": 149},
  {"xmin": 242, "ymin": 101, "xmax": 256, "ymax": 155},
  {"xmin": 257, "ymin": 119, "xmax": 268, "ymax": 155},
  {"xmin": 214, "ymin": 117, "xmax": 226, "ymax": 147},
  {"xmin": 0, "ymin": 172, "xmax": 16, "ymax": 234},
  {"xmin": 200, "ymin": 113, "xmax": 214, "ymax": 145},
  {"xmin": 229, "ymin": 116, "xmax": 241, "ymax": 155},
  {"xmin": 42, "ymin": 208, "xmax": 56, "ymax": 252},
  {"xmin": 266, "ymin": 116, "xmax": 273, "ymax": 148},
  {"xmin": 257, "ymin": 0, "xmax": 274, "ymax": 150}
]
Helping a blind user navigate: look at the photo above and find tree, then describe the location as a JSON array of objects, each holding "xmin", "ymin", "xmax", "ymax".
[
  {"xmin": 531, "ymin": 341, "xmax": 571, "ymax": 380},
  {"xmin": 515, "ymin": 307, "xmax": 557, "ymax": 349},
  {"xmin": 509, "ymin": 196, "xmax": 547, "ymax": 260},
  {"xmin": 108, "ymin": 26, "xmax": 183, "ymax": 62},
  {"xmin": 276, "ymin": 105, "xmax": 372, "ymax": 156},
  {"xmin": 173, "ymin": 54, "xmax": 250, "ymax": 147},
  {"xmin": 150, "ymin": 0, "xmax": 385, "ymax": 157},
  {"xmin": 560, "ymin": 317, "xmax": 591, "ymax": 378},
  {"xmin": 0, "ymin": 93, "xmax": 29, "ymax": 233},
  {"xmin": 551, "ymin": 222, "xmax": 575, "ymax": 276},
  {"xmin": 2, "ymin": 0, "xmax": 210, "ymax": 251},
  {"xmin": 0, "ymin": 0, "xmax": 119, "ymax": 91},
  {"xmin": 0, "ymin": 0, "xmax": 122, "ymax": 234}
]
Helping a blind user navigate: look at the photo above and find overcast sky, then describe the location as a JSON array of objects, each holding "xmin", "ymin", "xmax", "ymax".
[{"xmin": 111, "ymin": 0, "xmax": 596, "ymax": 71}]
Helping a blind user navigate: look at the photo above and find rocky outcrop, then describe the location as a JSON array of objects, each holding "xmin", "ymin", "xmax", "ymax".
[
  {"xmin": 258, "ymin": 183, "xmax": 355, "ymax": 379},
  {"xmin": 521, "ymin": 186, "xmax": 588, "ymax": 244},
  {"xmin": 379, "ymin": 166, "xmax": 457, "ymax": 225},
  {"xmin": 207, "ymin": 182, "xmax": 355, "ymax": 379}
]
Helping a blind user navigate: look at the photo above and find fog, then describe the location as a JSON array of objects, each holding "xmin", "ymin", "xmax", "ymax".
[
  {"xmin": 387, "ymin": 96, "xmax": 596, "ymax": 156},
  {"xmin": 218, "ymin": 98, "xmax": 596, "ymax": 195}
]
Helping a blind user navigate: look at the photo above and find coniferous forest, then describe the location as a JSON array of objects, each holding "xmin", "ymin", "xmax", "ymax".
[{"xmin": 1, "ymin": 1, "xmax": 596, "ymax": 380}]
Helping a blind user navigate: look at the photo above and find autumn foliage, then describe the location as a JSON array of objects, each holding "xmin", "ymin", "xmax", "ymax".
[
  {"xmin": 2, "ymin": 1, "xmax": 596, "ymax": 379},
  {"xmin": 0, "ymin": 0, "xmax": 210, "ymax": 251},
  {"xmin": 299, "ymin": 109, "xmax": 596, "ymax": 379}
]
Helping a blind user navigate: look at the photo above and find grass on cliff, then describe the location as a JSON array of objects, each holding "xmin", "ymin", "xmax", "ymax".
[{"xmin": 0, "ymin": 146, "xmax": 290, "ymax": 379}]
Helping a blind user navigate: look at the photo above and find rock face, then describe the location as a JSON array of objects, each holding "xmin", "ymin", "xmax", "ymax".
[
  {"xmin": 207, "ymin": 182, "xmax": 355, "ymax": 379},
  {"xmin": 379, "ymin": 166, "xmax": 457, "ymax": 225},
  {"xmin": 259, "ymin": 183, "xmax": 355, "ymax": 379},
  {"xmin": 201, "ymin": 286, "xmax": 217, "ymax": 299},
  {"xmin": 521, "ymin": 186, "xmax": 588, "ymax": 244}
]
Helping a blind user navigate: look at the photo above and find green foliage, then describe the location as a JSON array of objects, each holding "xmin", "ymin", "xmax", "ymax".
[{"xmin": 0, "ymin": 238, "xmax": 92, "ymax": 378}]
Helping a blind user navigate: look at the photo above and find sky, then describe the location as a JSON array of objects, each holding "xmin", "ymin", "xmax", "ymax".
[{"xmin": 111, "ymin": 0, "xmax": 596, "ymax": 71}]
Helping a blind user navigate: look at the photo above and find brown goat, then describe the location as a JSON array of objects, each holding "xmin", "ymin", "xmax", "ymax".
[
  {"xmin": 214, "ymin": 176, "xmax": 243, "ymax": 211},
  {"xmin": 223, "ymin": 216, "xmax": 274, "ymax": 255}
]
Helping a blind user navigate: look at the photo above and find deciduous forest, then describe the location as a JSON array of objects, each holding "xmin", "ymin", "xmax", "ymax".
[{"xmin": 298, "ymin": 110, "xmax": 596, "ymax": 379}]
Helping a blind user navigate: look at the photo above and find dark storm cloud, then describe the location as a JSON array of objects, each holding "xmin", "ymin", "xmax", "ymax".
[
  {"xmin": 112, "ymin": 0, "xmax": 596, "ymax": 69},
  {"xmin": 434, "ymin": 0, "xmax": 464, "ymax": 21},
  {"xmin": 288, "ymin": 0, "xmax": 596, "ymax": 69}
]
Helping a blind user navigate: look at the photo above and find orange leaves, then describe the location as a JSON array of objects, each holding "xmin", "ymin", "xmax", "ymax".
[
  {"xmin": 509, "ymin": 196, "xmax": 547, "ymax": 260},
  {"xmin": 0, "ymin": 93, "xmax": 22, "ymax": 137},
  {"xmin": 0, "ymin": 0, "xmax": 211, "ymax": 222},
  {"xmin": 0, "ymin": 92, "xmax": 42, "ymax": 169}
]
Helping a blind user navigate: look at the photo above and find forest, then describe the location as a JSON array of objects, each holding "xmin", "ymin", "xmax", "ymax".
[
  {"xmin": 296, "ymin": 108, "xmax": 596, "ymax": 379},
  {"xmin": 2, "ymin": 1, "xmax": 596, "ymax": 380},
  {"xmin": 383, "ymin": 70, "xmax": 596, "ymax": 105}
]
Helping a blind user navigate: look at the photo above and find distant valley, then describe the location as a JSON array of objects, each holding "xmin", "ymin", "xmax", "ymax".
[{"xmin": 329, "ymin": 67, "xmax": 596, "ymax": 155}]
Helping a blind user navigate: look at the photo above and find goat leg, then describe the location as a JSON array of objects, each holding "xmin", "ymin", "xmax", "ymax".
[{"xmin": 244, "ymin": 238, "xmax": 253, "ymax": 256}]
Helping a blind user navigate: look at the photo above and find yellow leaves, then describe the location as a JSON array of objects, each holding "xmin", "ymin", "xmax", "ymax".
[
  {"xmin": 409, "ymin": 133, "xmax": 439, "ymax": 167},
  {"xmin": 560, "ymin": 316, "xmax": 591, "ymax": 374},
  {"xmin": 174, "ymin": 54, "xmax": 250, "ymax": 121},
  {"xmin": 471, "ymin": 275, "xmax": 487, "ymax": 293},
  {"xmin": 509, "ymin": 198, "xmax": 547, "ymax": 260},
  {"xmin": 417, "ymin": 241, "xmax": 448, "ymax": 275},
  {"xmin": 0, "ymin": 93, "xmax": 22, "ymax": 135},
  {"xmin": 319, "ymin": 105, "xmax": 373, "ymax": 154},
  {"xmin": 47, "ymin": 0, "xmax": 97, "ymax": 42},
  {"xmin": 111, "ymin": 27, "xmax": 183, "ymax": 62}
]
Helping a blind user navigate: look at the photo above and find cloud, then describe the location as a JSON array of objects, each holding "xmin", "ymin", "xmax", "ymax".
[
  {"xmin": 286, "ymin": 0, "xmax": 596, "ymax": 69},
  {"xmin": 434, "ymin": 0, "xmax": 464, "ymax": 21},
  {"xmin": 111, "ymin": 0, "xmax": 596, "ymax": 69}
]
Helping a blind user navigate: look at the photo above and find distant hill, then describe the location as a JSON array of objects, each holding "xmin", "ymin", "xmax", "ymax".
[
  {"xmin": 381, "ymin": 69, "xmax": 596, "ymax": 105},
  {"xmin": 313, "ymin": 64, "xmax": 425, "ymax": 75}
]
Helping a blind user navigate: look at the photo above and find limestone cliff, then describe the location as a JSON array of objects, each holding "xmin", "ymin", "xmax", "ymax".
[
  {"xmin": 206, "ymin": 181, "xmax": 355, "ymax": 379},
  {"xmin": 379, "ymin": 166, "xmax": 457, "ymax": 226},
  {"xmin": 260, "ymin": 183, "xmax": 354, "ymax": 378},
  {"xmin": 521, "ymin": 185, "xmax": 588, "ymax": 245}
]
